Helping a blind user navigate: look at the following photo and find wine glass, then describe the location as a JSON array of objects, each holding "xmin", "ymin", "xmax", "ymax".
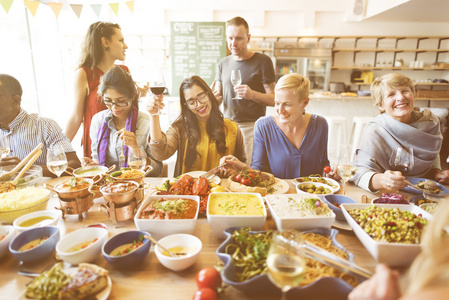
[
  {"xmin": 149, "ymin": 73, "xmax": 166, "ymax": 115},
  {"xmin": 389, "ymin": 146, "xmax": 414, "ymax": 174},
  {"xmin": 0, "ymin": 135, "xmax": 10, "ymax": 169},
  {"xmin": 46, "ymin": 145, "xmax": 68, "ymax": 180},
  {"xmin": 267, "ymin": 230, "xmax": 306, "ymax": 300},
  {"xmin": 128, "ymin": 146, "xmax": 147, "ymax": 171},
  {"xmin": 337, "ymin": 151, "xmax": 357, "ymax": 195},
  {"xmin": 230, "ymin": 70, "xmax": 242, "ymax": 99}
]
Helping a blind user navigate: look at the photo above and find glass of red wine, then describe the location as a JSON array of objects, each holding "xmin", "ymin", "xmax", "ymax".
[
  {"xmin": 389, "ymin": 146, "xmax": 414, "ymax": 174},
  {"xmin": 149, "ymin": 73, "xmax": 166, "ymax": 115}
]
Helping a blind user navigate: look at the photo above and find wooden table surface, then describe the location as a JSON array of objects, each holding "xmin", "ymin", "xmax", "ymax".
[{"xmin": 0, "ymin": 177, "xmax": 397, "ymax": 299}]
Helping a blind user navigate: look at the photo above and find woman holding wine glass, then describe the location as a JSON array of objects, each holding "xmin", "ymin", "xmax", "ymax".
[
  {"xmin": 83, "ymin": 66, "xmax": 162, "ymax": 176},
  {"xmin": 352, "ymin": 73, "xmax": 449, "ymax": 192},
  {"xmin": 147, "ymin": 75, "xmax": 247, "ymax": 177}
]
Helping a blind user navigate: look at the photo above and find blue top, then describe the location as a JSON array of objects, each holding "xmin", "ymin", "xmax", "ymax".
[{"xmin": 251, "ymin": 115, "xmax": 330, "ymax": 179}]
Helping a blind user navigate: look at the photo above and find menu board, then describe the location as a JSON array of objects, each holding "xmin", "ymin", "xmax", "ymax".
[{"xmin": 170, "ymin": 22, "xmax": 226, "ymax": 96}]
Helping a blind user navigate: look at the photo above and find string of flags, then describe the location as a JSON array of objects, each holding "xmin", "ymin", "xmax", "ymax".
[{"xmin": 0, "ymin": 0, "xmax": 135, "ymax": 18}]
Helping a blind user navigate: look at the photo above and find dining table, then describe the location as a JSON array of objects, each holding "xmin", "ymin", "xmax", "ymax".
[{"xmin": 0, "ymin": 176, "xmax": 421, "ymax": 300}]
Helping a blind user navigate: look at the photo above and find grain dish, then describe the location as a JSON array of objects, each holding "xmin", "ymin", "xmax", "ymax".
[
  {"xmin": 139, "ymin": 198, "xmax": 198, "ymax": 220},
  {"xmin": 0, "ymin": 187, "xmax": 50, "ymax": 211},
  {"xmin": 268, "ymin": 195, "xmax": 333, "ymax": 218},
  {"xmin": 114, "ymin": 169, "xmax": 144, "ymax": 179}
]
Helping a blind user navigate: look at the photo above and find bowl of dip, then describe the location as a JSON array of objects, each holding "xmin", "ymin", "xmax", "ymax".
[
  {"xmin": 0, "ymin": 225, "xmax": 16, "ymax": 257},
  {"xmin": 9, "ymin": 226, "xmax": 60, "ymax": 263},
  {"xmin": 207, "ymin": 192, "xmax": 267, "ymax": 239},
  {"xmin": 56, "ymin": 227, "xmax": 108, "ymax": 265},
  {"xmin": 154, "ymin": 233, "xmax": 202, "ymax": 271},
  {"xmin": 73, "ymin": 165, "xmax": 109, "ymax": 179},
  {"xmin": 13, "ymin": 210, "xmax": 59, "ymax": 232},
  {"xmin": 102, "ymin": 230, "xmax": 151, "ymax": 269}
]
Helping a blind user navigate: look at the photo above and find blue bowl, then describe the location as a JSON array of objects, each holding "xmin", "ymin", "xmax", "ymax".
[
  {"xmin": 323, "ymin": 195, "xmax": 357, "ymax": 221},
  {"xmin": 217, "ymin": 227, "xmax": 361, "ymax": 299},
  {"xmin": 9, "ymin": 226, "xmax": 59, "ymax": 263},
  {"xmin": 102, "ymin": 230, "xmax": 151, "ymax": 269}
]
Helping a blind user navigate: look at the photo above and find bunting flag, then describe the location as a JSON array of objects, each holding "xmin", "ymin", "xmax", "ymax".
[
  {"xmin": 24, "ymin": 0, "xmax": 40, "ymax": 16},
  {"xmin": 0, "ymin": 0, "xmax": 13, "ymax": 13},
  {"xmin": 48, "ymin": 2, "xmax": 63, "ymax": 18},
  {"xmin": 70, "ymin": 4, "xmax": 82, "ymax": 18},
  {"xmin": 125, "ymin": 0, "xmax": 134, "ymax": 13},
  {"xmin": 90, "ymin": 4, "xmax": 101, "ymax": 17},
  {"xmin": 109, "ymin": 2, "xmax": 119, "ymax": 15}
]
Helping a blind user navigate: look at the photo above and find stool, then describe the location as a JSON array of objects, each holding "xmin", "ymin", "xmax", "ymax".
[
  {"xmin": 349, "ymin": 116, "xmax": 373, "ymax": 160},
  {"xmin": 325, "ymin": 116, "xmax": 348, "ymax": 165}
]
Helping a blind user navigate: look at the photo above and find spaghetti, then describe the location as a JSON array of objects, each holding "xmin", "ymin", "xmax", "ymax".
[{"xmin": 300, "ymin": 233, "xmax": 358, "ymax": 287}]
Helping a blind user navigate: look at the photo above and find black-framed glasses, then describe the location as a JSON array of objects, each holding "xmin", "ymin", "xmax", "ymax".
[
  {"xmin": 184, "ymin": 92, "xmax": 210, "ymax": 108},
  {"xmin": 102, "ymin": 98, "xmax": 131, "ymax": 107}
]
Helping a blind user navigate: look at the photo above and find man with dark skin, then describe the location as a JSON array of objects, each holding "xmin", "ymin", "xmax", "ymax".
[{"xmin": 0, "ymin": 74, "xmax": 81, "ymax": 177}]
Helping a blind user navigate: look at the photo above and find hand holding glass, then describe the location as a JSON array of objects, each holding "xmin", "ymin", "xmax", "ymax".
[
  {"xmin": 230, "ymin": 70, "xmax": 242, "ymax": 99},
  {"xmin": 267, "ymin": 231, "xmax": 306, "ymax": 300},
  {"xmin": 149, "ymin": 74, "xmax": 166, "ymax": 115},
  {"xmin": 128, "ymin": 146, "xmax": 147, "ymax": 171},
  {"xmin": 389, "ymin": 146, "xmax": 414, "ymax": 174},
  {"xmin": 46, "ymin": 145, "xmax": 68, "ymax": 179}
]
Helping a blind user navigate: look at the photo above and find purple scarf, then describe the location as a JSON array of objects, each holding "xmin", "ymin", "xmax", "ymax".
[{"xmin": 96, "ymin": 105, "xmax": 139, "ymax": 167}]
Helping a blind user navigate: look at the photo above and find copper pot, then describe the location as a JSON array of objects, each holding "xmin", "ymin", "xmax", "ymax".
[
  {"xmin": 97, "ymin": 181, "xmax": 140, "ymax": 204},
  {"xmin": 72, "ymin": 165, "xmax": 115, "ymax": 179},
  {"xmin": 47, "ymin": 177, "xmax": 95, "ymax": 200},
  {"xmin": 110, "ymin": 165, "xmax": 153, "ymax": 184}
]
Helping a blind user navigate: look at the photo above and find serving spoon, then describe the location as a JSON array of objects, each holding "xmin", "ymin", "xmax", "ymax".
[
  {"xmin": 0, "ymin": 143, "xmax": 42, "ymax": 181},
  {"xmin": 143, "ymin": 235, "xmax": 186, "ymax": 257}
]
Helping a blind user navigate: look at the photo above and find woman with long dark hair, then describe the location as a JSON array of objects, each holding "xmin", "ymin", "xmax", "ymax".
[
  {"xmin": 148, "ymin": 75, "xmax": 246, "ymax": 177},
  {"xmin": 65, "ymin": 21, "xmax": 131, "ymax": 158},
  {"xmin": 82, "ymin": 66, "xmax": 161, "ymax": 176}
]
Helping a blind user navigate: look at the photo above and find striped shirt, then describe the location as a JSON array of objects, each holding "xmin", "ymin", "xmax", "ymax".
[{"xmin": 0, "ymin": 109, "xmax": 75, "ymax": 165}]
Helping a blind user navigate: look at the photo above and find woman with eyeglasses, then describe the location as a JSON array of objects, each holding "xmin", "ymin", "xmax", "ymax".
[
  {"xmin": 82, "ymin": 66, "xmax": 162, "ymax": 176},
  {"xmin": 65, "ymin": 21, "xmax": 136, "ymax": 159},
  {"xmin": 147, "ymin": 75, "xmax": 246, "ymax": 177}
]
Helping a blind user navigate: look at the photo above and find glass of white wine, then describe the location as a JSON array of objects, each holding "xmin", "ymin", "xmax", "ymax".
[
  {"xmin": 0, "ymin": 136, "xmax": 10, "ymax": 168},
  {"xmin": 46, "ymin": 145, "xmax": 68, "ymax": 180},
  {"xmin": 230, "ymin": 69, "xmax": 242, "ymax": 99},
  {"xmin": 337, "ymin": 151, "xmax": 357, "ymax": 195},
  {"xmin": 128, "ymin": 146, "xmax": 147, "ymax": 171},
  {"xmin": 267, "ymin": 230, "xmax": 306, "ymax": 300}
]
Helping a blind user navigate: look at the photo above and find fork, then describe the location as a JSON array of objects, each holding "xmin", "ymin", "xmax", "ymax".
[{"xmin": 119, "ymin": 144, "xmax": 125, "ymax": 169}]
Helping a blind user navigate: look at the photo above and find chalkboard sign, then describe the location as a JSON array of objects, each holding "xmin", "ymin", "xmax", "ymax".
[{"xmin": 170, "ymin": 22, "xmax": 226, "ymax": 96}]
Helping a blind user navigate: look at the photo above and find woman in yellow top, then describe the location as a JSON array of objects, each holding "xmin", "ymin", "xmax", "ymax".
[{"xmin": 148, "ymin": 75, "xmax": 246, "ymax": 177}]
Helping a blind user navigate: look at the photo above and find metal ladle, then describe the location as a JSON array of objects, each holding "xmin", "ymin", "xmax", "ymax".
[{"xmin": 143, "ymin": 235, "xmax": 186, "ymax": 257}]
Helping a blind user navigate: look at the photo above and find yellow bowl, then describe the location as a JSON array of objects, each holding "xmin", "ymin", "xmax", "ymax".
[{"xmin": 0, "ymin": 188, "xmax": 51, "ymax": 224}]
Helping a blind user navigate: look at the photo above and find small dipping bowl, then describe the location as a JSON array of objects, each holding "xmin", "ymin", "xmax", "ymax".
[
  {"xmin": 9, "ymin": 226, "xmax": 60, "ymax": 263},
  {"xmin": 0, "ymin": 225, "xmax": 16, "ymax": 257},
  {"xmin": 154, "ymin": 233, "xmax": 202, "ymax": 271},
  {"xmin": 102, "ymin": 230, "xmax": 151, "ymax": 269},
  {"xmin": 323, "ymin": 195, "xmax": 357, "ymax": 221},
  {"xmin": 13, "ymin": 210, "xmax": 59, "ymax": 233}
]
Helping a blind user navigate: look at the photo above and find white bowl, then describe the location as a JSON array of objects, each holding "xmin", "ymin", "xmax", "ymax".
[
  {"xmin": 134, "ymin": 195, "xmax": 199, "ymax": 239},
  {"xmin": 296, "ymin": 182, "xmax": 335, "ymax": 198},
  {"xmin": 13, "ymin": 210, "xmax": 59, "ymax": 232},
  {"xmin": 56, "ymin": 227, "xmax": 108, "ymax": 265},
  {"xmin": 341, "ymin": 203, "xmax": 433, "ymax": 267},
  {"xmin": 154, "ymin": 234, "xmax": 202, "ymax": 271},
  {"xmin": 207, "ymin": 192, "xmax": 267, "ymax": 239},
  {"xmin": 266, "ymin": 194, "xmax": 335, "ymax": 231},
  {"xmin": 0, "ymin": 225, "xmax": 15, "ymax": 257}
]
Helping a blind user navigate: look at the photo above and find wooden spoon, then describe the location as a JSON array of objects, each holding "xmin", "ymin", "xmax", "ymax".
[
  {"xmin": 143, "ymin": 235, "xmax": 186, "ymax": 257},
  {"xmin": 0, "ymin": 143, "xmax": 43, "ymax": 182}
]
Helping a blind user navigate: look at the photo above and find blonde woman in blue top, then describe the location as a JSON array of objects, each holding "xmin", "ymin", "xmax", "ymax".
[{"xmin": 220, "ymin": 73, "xmax": 330, "ymax": 179}]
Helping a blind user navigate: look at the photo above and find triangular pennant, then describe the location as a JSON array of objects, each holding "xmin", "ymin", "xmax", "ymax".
[
  {"xmin": 24, "ymin": 0, "xmax": 40, "ymax": 17},
  {"xmin": 70, "ymin": 4, "xmax": 82, "ymax": 18},
  {"xmin": 109, "ymin": 2, "xmax": 119, "ymax": 15},
  {"xmin": 90, "ymin": 4, "xmax": 101, "ymax": 17},
  {"xmin": 0, "ymin": 0, "xmax": 13, "ymax": 13},
  {"xmin": 48, "ymin": 2, "xmax": 63, "ymax": 18},
  {"xmin": 125, "ymin": 0, "xmax": 134, "ymax": 13}
]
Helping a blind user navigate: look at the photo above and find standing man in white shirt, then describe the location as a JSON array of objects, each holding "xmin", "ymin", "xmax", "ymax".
[{"xmin": 213, "ymin": 16, "xmax": 276, "ymax": 164}]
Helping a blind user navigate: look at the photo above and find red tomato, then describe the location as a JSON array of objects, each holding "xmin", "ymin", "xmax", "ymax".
[
  {"xmin": 192, "ymin": 288, "xmax": 218, "ymax": 300},
  {"xmin": 241, "ymin": 177, "xmax": 252, "ymax": 186},
  {"xmin": 323, "ymin": 166, "xmax": 332, "ymax": 174},
  {"xmin": 196, "ymin": 267, "xmax": 222, "ymax": 291},
  {"xmin": 235, "ymin": 173, "xmax": 242, "ymax": 182},
  {"xmin": 248, "ymin": 172, "xmax": 256, "ymax": 180}
]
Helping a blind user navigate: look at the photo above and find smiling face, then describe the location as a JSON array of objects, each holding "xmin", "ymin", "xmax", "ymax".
[
  {"xmin": 103, "ymin": 88, "xmax": 132, "ymax": 121},
  {"xmin": 105, "ymin": 28, "xmax": 128, "ymax": 61},
  {"xmin": 275, "ymin": 89, "xmax": 308, "ymax": 125},
  {"xmin": 226, "ymin": 25, "xmax": 250, "ymax": 59},
  {"xmin": 183, "ymin": 84, "xmax": 211, "ymax": 122},
  {"xmin": 378, "ymin": 86, "xmax": 415, "ymax": 123}
]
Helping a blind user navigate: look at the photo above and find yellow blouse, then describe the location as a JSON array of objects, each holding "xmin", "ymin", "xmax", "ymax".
[{"xmin": 181, "ymin": 119, "xmax": 238, "ymax": 173}]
